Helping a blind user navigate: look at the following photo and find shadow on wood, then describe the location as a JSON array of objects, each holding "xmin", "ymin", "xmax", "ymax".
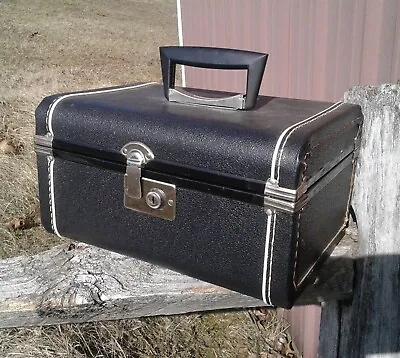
[
  {"xmin": 319, "ymin": 84, "xmax": 400, "ymax": 357},
  {"xmin": 319, "ymin": 255, "xmax": 400, "ymax": 357}
]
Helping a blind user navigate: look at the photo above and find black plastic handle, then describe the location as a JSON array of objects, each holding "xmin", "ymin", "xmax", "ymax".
[{"xmin": 159, "ymin": 46, "xmax": 268, "ymax": 110}]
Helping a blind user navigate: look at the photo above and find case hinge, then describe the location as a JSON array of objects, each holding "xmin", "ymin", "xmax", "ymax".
[{"xmin": 121, "ymin": 142, "xmax": 176, "ymax": 221}]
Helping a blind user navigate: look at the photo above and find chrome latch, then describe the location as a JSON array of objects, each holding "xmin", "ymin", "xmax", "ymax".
[
  {"xmin": 122, "ymin": 142, "xmax": 154, "ymax": 199},
  {"xmin": 121, "ymin": 142, "xmax": 176, "ymax": 221}
]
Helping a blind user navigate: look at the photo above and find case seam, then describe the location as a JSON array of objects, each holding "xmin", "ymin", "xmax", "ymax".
[
  {"xmin": 293, "ymin": 209, "xmax": 302, "ymax": 289},
  {"xmin": 47, "ymin": 156, "xmax": 55, "ymax": 233},
  {"xmin": 293, "ymin": 119, "xmax": 360, "ymax": 284},
  {"xmin": 293, "ymin": 159, "xmax": 356, "ymax": 288},
  {"xmin": 292, "ymin": 149, "xmax": 309, "ymax": 288}
]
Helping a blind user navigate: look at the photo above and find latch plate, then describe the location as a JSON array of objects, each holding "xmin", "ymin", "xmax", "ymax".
[
  {"xmin": 124, "ymin": 178, "xmax": 176, "ymax": 221},
  {"xmin": 121, "ymin": 142, "xmax": 176, "ymax": 221}
]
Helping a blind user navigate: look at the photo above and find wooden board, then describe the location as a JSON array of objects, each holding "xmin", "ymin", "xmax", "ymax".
[{"xmin": 0, "ymin": 230, "xmax": 356, "ymax": 329}]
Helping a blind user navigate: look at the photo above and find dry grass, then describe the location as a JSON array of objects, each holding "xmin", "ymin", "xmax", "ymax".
[
  {"xmin": 0, "ymin": 1, "xmax": 299, "ymax": 357},
  {"xmin": 0, "ymin": 311, "xmax": 297, "ymax": 358},
  {"xmin": 0, "ymin": 0, "xmax": 176, "ymax": 258}
]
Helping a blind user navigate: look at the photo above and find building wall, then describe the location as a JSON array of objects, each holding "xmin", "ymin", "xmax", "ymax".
[
  {"xmin": 179, "ymin": 0, "xmax": 400, "ymax": 100},
  {"xmin": 178, "ymin": 1, "xmax": 400, "ymax": 357}
]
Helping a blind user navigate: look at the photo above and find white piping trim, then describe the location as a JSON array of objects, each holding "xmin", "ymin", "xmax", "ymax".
[
  {"xmin": 49, "ymin": 157, "xmax": 62, "ymax": 238},
  {"xmin": 45, "ymin": 82, "xmax": 155, "ymax": 237},
  {"xmin": 262, "ymin": 210, "xmax": 276, "ymax": 306},
  {"xmin": 267, "ymin": 212, "xmax": 277, "ymax": 303},
  {"xmin": 270, "ymin": 102, "xmax": 342, "ymax": 182},
  {"xmin": 176, "ymin": 0, "xmax": 186, "ymax": 87},
  {"xmin": 47, "ymin": 82, "xmax": 156, "ymax": 136}
]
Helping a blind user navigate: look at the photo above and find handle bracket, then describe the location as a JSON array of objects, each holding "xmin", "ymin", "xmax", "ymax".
[{"xmin": 169, "ymin": 88, "xmax": 245, "ymax": 110}]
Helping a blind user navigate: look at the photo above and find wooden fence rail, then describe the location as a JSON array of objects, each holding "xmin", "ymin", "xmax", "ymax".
[
  {"xmin": 319, "ymin": 84, "xmax": 400, "ymax": 357},
  {"xmin": 0, "ymin": 233, "xmax": 355, "ymax": 329}
]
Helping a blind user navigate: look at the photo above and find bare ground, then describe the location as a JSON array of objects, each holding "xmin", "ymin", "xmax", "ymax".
[{"xmin": 0, "ymin": 1, "xmax": 299, "ymax": 356}]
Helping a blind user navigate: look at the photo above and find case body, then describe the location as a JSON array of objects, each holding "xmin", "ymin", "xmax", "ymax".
[{"xmin": 35, "ymin": 82, "xmax": 362, "ymax": 308}]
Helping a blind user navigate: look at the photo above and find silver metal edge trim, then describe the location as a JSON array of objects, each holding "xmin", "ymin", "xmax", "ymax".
[
  {"xmin": 34, "ymin": 134, "xmax": 53, "ymax": 155},
  {"xmin": 264, "ymin": 181, "xmax": 305, "ymax": 202},
  {"xmin": 35, "ymin": 145, "xmax": 53, "ymax": 155},
  {"xmin": 264, "ymin": 197, "xmax": 297, "ymax": 214},
  {"xmin": 34, "ymin": 134, "xmax": 53, "ymax": 147},
  {"xmin": 169, "ymin": 88, "xmax": 245, "ymax": 109},
  {"xmin": 264, "ymin": 154, "xmax": 354, "ymax": 214}
]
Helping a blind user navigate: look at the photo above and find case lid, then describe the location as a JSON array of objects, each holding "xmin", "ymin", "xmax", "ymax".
[{"xmin": 35, "ymin": 81, "xmax": 361, "ymax": 208}]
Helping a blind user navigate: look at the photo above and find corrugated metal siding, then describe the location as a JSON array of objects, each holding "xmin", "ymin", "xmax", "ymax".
[
  {"xmin": 180, "ymin": 0, "xmax": 400, "ymax": 101},
  {"xmin": 179, "ymin": 1, "xmax": 400, "ymax": 357},
  {"xmin": 277, "ymin": 306, "xmax": 321, "ymax": 358}
]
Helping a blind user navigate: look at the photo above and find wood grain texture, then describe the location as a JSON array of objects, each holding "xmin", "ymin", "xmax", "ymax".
[
  {"xmin": 0, "ymin": 231, "xmax": 356, "ymax": 329},
  {"xmin": 0, "ymin": 242, "xmax": 262, "ymax": 329},
  {"xmin": 319, "ymin": 84, "xmax": 400, "ymax": 357}
]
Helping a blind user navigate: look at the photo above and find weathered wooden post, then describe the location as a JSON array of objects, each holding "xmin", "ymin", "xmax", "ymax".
[{"xmin": 319, "ymin": 84, "xmax": 400, "ymax": 357}]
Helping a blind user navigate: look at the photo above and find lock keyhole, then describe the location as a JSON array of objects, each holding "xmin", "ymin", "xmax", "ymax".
[{"xmin": 145, "ymin": 189, "xmax": 166, "ymax": 209}]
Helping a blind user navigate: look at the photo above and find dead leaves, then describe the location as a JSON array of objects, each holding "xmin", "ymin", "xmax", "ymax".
[
  {"xmin": 5, "ymin": 204, "xmax": 40, "ymax": 231},
  {"xmin": 0, "ymin": 117, "xmax": 25, "ymax": 155},
  {"xmin": 275, "ymin": 333, "xmax": 300, "ymax": 358},
  {"xmin": 248, "ymin": 309, "xmax": 302, "ymax": 358},
  {"xmin": 0, "ymin": 139, "xmax": 22, "ymax": 155}
]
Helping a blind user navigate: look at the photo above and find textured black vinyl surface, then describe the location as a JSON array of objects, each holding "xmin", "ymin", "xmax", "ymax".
[
  {"xmin": 34, "ymin": 83, "xmax": 362, "ymax": 190},
  {"xmin": 51, "ymin": 158, "xmax": 277, "ymax": 302},
  {"xmin": 266, "ymin": 212, "xmax": 298, "ymax": 307},
  {"xmin": 36, "ymin": 154, "xmax": 52, "ymax": 233},
  {"xmin": 289, "ymin": 104, "xmax": 362, "ymax": 188},
  {"xmin": 295, "ymin": 163, "xmax": 353, "ymax": 286},
  {"xmin": 36, "ymin": 151, "xmax": 354, "ymax": 308}
]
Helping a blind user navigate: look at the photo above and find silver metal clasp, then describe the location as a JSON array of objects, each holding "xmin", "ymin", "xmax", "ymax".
[
  {"xmin": 122, "ymin": 142, "xmax": 154, "ymax": 199},
  {"xmin": 121, "ymin": 142, "xmax": 176, "ymax": 221}
]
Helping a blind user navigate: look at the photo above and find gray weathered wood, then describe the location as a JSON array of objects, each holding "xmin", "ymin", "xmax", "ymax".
[
  {"xmin": 0, "ymin": 230, "xmax": 357, "ymax": 329},
  {"xmin": 319, "ymin": 84, "xmax": 400, "ymax": 357},
  {"xmin": 0, "ymin": 242, "xmax": 261, "ymax": 329},
  {"xmin": 298, "ymin": 227, "xmax": 357, "ymax": 305}
]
